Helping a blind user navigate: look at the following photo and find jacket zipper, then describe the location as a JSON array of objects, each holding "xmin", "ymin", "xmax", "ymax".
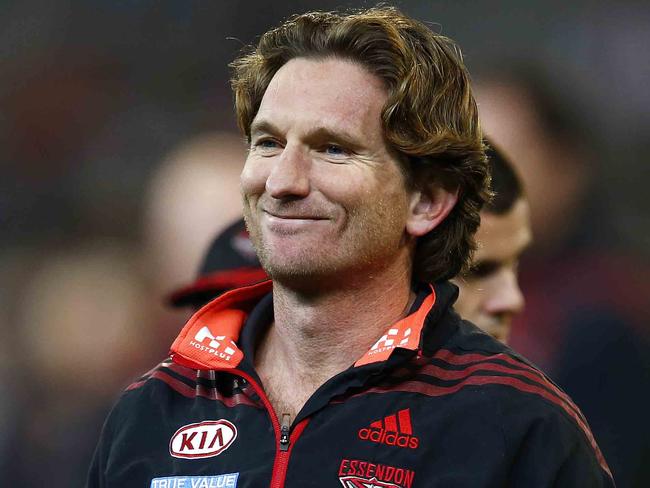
[
  {"xmin": 279, "ymin": 414, "xmax": 291, "ymax": 451},
  {"xmin": 229, "ymin": 369, "xmax": 310, "ymax": 487}
]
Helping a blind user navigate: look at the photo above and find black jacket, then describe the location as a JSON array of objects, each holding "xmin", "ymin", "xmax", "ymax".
[{"xmin": 88, "ymin": 281, "xmax": 614, "ymax": 487}]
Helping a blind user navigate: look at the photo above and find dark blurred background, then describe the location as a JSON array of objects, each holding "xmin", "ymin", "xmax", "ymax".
[{"xmin": 1, "ymin": 1, "xmax": 648, "ymax": 486}]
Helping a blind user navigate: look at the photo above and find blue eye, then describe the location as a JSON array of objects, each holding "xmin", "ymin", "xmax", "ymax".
[
  {"xmin": 325, "ymin": 144, "xmax": 346, "ymax": 156},
  {"xmin": 258, "ymin": 139, "xmax": 278, "ymax": 149}
]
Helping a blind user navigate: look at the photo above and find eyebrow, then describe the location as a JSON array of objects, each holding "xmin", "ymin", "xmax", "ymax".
[
  {"xmin": 250, "ymin": 118, "xmax": 365, "ymax": 152},
  {"xmin": 249, "ymin": 119, "xmax": 280, "ymax": 139},
  {"xmin": 305, "ymin": 126, "xmax": 364, "ymax": 151},
  {"xmin": 464, "ymin": 260, "xmax": 500, "ymax": 277}
]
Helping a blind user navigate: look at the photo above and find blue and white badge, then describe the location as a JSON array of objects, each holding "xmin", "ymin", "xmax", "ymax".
[{"xmin": 150, "ymin": 473, "xmax": 239, "ymax": 488}]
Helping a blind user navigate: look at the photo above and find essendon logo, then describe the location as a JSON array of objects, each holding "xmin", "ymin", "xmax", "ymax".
[
  {"xmin": 358, "ymin": 409, "xmax": 419, "ymax": 449},
  {"xmin": 169, "ymin": 420, "xmax": 237, "ymax": 459},
  {"xmin": 338, "ymin": 459, "xmax": 415, "ymax": 488},
  {"xmin": 339, "ymin": 476, "xmax": 400, "ymax": 488}
]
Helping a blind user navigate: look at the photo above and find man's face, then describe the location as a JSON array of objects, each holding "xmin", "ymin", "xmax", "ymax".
[
  {"xmin": 241, "ymin": 57, "xmax": 414, "ymax": 285},
  {"xmin": 454, "ymin": 198, "xmax": 532, "ymax": 343}
]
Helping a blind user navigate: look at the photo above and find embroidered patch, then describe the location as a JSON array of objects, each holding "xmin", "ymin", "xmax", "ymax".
[
  {"xmin": 150, "ymin": 473, "xmax": 239, "ymax": 488},
  {"xmin": 339, "ymin": 476, "xmax": 401, "ymax": 488},
  {"xmin": 169, "ymin": 420, "xmax": 238, "ymax": 459},
  {"xmin": 358, "ymin": 408, "xmax": 419, "ymax": 449},
  {"xmin": 338, "ymin": 459, "xmax": 415, "ymax": 488},
  {"xmin": 189, "ymin": 326, "xmax": 241, "ymax": 363},
  {"xmin": 355, "ymin": 289, "xmax": 435, "ymax": 367}
]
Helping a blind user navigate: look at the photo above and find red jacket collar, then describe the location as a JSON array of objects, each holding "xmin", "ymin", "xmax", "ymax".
[
  {"xmin": 170, "ymin": 280, "xmax": 272, "ymax": 370},
  {"xmin": 170, "ymin": 281, "xmax": 436, "ymax": 371}
]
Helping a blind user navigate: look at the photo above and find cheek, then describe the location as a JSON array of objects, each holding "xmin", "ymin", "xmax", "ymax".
[
  {"xmin": 329, "ymin": 170, "xmax": 405, "ymax": 214},
  {"xmin": 475, "ymin": 277, "xmax": 507, "ymax": 308},
  {"xmin": 240, "ymin": 157, "xmax": 268, "ymax": 199}
]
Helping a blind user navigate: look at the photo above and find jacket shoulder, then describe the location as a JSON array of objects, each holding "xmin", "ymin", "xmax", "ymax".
[
  {"xmin": 121, "ymin": 357, "xmax": 259, "ymax": 409},
  {"xmin": 124, "ymin": 358, "xmax": 199, "ymax": 399},
  {"xmin": 435, "ymin": 320, "xmax": 592, "ymax": 429},
  {"xmin": 424, "ymin": 319, "xmax": 613, "ymax": 481}
]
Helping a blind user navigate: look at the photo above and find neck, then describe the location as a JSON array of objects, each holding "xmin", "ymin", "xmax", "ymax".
[{"xmin": 254, "ymin": 256, "xmax": 415, "ymax": 412}]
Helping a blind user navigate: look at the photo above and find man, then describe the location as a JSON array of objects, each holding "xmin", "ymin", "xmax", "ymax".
[
  {"xmin": 88, "ymin": 7, "xmax": 613, "ymax": 487},
  {"xmin": 454, "ymin": 143, "xmax": 532, "ymax": 343},
  {"xmin": 173, "ymin": 144, "xmax": 529, "ymax": 344}
]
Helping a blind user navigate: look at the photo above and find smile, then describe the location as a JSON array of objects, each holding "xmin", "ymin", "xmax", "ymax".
[
  {"xmin": 263, "ymin": 210, "xmax": 329, "ymax": 221},
  {"xmin": 262, "ymin": 211, "xmax": 330, "ymax": 233}
]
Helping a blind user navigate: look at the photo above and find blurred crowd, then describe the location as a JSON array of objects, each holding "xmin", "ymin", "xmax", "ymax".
[{"xmin": 1, "ymin": 1, "xmax": 649, "ymax": 486}]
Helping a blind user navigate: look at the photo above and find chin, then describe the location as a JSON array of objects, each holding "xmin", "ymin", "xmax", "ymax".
[
  {"xmin": 262, "ymin": 253, "xmax": 330, "ymax": 279},
  {"xmin": 264, "ymin": 254, "xmax": 361, "ymax": 291}
]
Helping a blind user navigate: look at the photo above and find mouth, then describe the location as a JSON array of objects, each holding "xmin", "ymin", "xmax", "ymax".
[
  {"xmin": 260, "ymin": 210, "xmax": 331, "ymax": 234},
  {"xmin": 263, "ymin": 210, "xmax": 328, "ymax": 221}
]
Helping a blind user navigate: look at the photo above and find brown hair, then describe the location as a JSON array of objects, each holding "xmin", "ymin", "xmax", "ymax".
[
  {"xmin": 230, "ymin": 7, "xmax": 490, "ymax": 282},
  {"xmin": 484, "ymin": 139, "xmax": 524, "ymax": 215}
]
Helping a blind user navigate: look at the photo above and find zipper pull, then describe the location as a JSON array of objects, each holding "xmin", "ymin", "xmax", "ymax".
[{"xmin": 279, "ymin": 413, "xmax": 291, "ymax": 451}]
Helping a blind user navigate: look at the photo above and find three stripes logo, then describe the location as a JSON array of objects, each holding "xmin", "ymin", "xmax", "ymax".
[{"xmin": 358, "ymin": 408, "xmax": 419, "ymax": 449}]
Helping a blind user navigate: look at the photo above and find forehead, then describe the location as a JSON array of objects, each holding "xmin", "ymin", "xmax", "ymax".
[
  {"xmin": 474, "ymin": 198, "xmax": 532, "ymax": 262},
  {"xmin": 253, "ymin": 57, "xmax": 387, "ymax": 139}
]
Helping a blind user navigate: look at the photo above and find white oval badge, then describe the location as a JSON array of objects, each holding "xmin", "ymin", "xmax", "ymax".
[{"xmin": 169, "ymin": 420, "xmax": 238, "ymax": 459}]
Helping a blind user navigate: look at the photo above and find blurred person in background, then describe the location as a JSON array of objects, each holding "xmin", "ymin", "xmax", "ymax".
[
  {"xmin": 0, "ymin": 252, "xmax": 25, "ymax": 478},
  {"xmin": 144, "ymin": 131, "xmax": 247, "ymax": 291},
  {"xmin": 142, "ymin": 131, "xmax": 248, "ymax": 348},
  {"xmin": 2, "ymin": 244, "xmax": 154, "ymax": 487},
  {"xmin": 167, "ymin": 218, "xmax": 267, "ymax": 310},
  {"xmin": 454, "ymin": 141, "xmax": 532, "ymax": 343},
  {"xmin": 477, "ymin": 68, "xmax": 650, "ymax": 487},
  {"xmin": 0, "ymin": 129, "xmax": 250, "ymax": 485}
]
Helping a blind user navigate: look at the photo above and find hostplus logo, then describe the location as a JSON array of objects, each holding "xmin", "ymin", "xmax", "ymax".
[
  {"xmin": 368, "ymin": 328, "xmax": 412, "ymax": 356},
  {"xmin": 358, "ymin": 408, "xmax": 419, "ymax": 449},
  {"xmin": 189, "ymin": 326, "xmax": 238, "ymax": 362}
]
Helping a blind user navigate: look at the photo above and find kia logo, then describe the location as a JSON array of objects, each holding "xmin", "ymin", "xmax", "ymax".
[{"xmin": 169, "ymin": 420, "xmax": 238, "ymax": 459}]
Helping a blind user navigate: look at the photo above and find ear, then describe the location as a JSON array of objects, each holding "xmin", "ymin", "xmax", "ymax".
[{"xmin": 405, "ymin": 184, "xmax": 459, "ymax": 237}]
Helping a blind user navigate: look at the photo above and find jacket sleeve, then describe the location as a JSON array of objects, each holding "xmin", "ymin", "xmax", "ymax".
[
  {"xmin": 508, "ymin": 410, "xmax": 615, "ymax": 487},
  {"xmin": 86, "ymin": 408, "xmax": 115, "ymax": 488}
]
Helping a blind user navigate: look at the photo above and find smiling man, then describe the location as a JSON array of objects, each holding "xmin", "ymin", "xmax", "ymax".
[
  {"xmin": 88, "ymin": 7, "xmax": 613, "ymax": 487},
  {"xmin": 454, "ymin": 143, "xmax": 532, "ymax": 343}
]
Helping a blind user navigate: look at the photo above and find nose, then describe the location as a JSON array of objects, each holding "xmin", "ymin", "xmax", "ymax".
[
  {"xmin": 265, "ymin": 144, "xmax": 311, "ymax": 199},
  {"xmin": 484, "ymin": 269, "xmax": 525, "ymax": 318}
]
